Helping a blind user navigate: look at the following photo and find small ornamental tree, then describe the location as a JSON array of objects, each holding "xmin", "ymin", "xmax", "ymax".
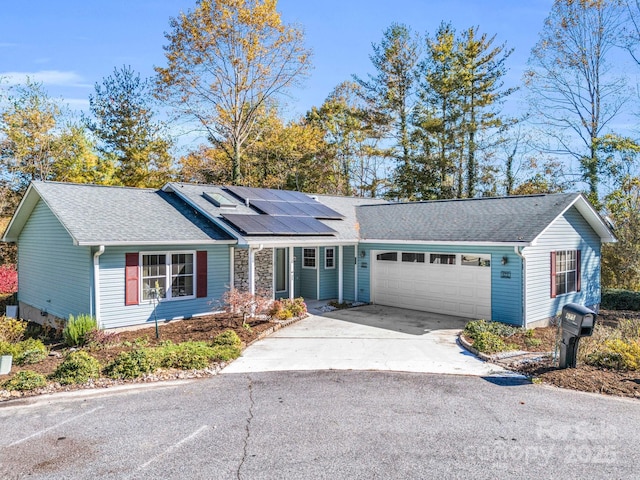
[{"xmin": 0, "ymin": 264, "xmax": 17, "ymax": 294}]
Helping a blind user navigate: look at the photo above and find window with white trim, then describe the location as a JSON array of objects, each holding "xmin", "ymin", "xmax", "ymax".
[
  {"xmin": 325, "ymin": 247, "xmax": 335, "ymax": 269},
  {"xmin": 553, "ymin": 250, "xmax": 578, "ymax": 296},
  {"xmin": 141, "ymin": 252, "xmax": 195, "ymax": 301},
  {"xmin": 303, "ymin": 248, "xmax": 316, "ymax": 269}
]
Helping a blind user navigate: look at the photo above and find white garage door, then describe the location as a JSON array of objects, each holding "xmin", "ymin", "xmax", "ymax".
[{"xmin": 371, "ymin": 251, "xmax": 491, "ymax": 319}]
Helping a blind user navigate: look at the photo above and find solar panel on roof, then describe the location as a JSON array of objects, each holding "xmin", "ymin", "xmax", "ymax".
[
  {"xmin": 222, "ymin": 215, "xmax": 271, "ymax": 234},
  {"xmin": 222, "ymin": 214, "xmax": 335, "ymax": 236},
  {"xmin": 224, "ymin": 186, "xmax": 344, "ymax": 219},
  {"xmin": 249, "ymin": 200, "xmax": 287, "ymax": 216},
  {"xmin": 295, "ymin": 215, "xmax": 338, "ymax": 233},
  {"xmin": 293, "ymin": 202, "xmax": 345, "ymax": 219}
]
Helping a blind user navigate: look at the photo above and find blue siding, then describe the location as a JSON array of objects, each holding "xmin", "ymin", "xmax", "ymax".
[
  {"xmin": 18, "ymin": 199, "xmax": 92, "ymax": 319},
  {"xmin": 299, "ymin": 247, "xmax": 317, "ymax": 299},
  {"xmin": 319, "ymin": 246, "xmax": 338, "ymax": 300},
  {"xmin": 99, "ymin": 244, "xmax": 230, "ymax": 329},
  {"xmin": 358, "ymin": 243, "xmax": 524, "ymax": 325},
  {"xmin": 343, "ymin": 245, "xmax": 356, "ymax": 302},
  {"xmin": 523, "ymin": 206, "xmax": 601, "ymax": 324}
]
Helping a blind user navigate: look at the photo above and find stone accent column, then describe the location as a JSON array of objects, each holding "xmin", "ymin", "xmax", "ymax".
[
  {"xmin": 233, "ymin": 247, "xmax": 274, "ymax": 298},
  {"xmin": 234, "ymin": 249, "xmax": 249, "ymax": 291},
  {"xmin": 255, "ymin": 248, "xmax": 274, "ymax": 298}
]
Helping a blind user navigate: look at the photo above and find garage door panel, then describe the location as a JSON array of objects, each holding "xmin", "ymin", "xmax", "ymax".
[{"xmin": 372, "ymin": 251, "xmax": 491, "ymax": 320}]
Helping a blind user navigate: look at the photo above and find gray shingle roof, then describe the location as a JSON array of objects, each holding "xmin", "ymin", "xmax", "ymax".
[
  {"xmin": 5, "ymin": 182, "xmax": 612, "ymax": 248},
  {"xmin": 27, "ymin": 182, "xmax": 232, "ymax": 245},
  {"xmin": 356, "ymin": 193, "xmax": 583, "ymax": 243},
  {"xmin": 165, "ymin": 183, "xmax": 387, "ymax": 244}
]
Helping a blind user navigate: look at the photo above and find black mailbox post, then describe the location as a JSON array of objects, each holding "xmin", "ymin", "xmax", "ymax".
[{"xmin": 559, "ymin": 303, "xmax": 597, "ymax": 368}]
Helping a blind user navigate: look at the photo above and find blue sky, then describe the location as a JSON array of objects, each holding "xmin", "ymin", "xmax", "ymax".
[{"xmin": 1, "ymin": 0, "xmax": 555, "ymax": 123}]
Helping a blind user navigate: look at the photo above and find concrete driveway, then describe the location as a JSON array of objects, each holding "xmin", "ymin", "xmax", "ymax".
[{"xmin": 223, "ymin": 305, "xmax": 506, "ymax": 376}]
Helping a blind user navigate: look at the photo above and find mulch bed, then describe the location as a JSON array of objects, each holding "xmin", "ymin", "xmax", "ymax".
[
  {"xmin": 496, "ymin": 310, "xmax": 640, "ymax": 399},
  {"xmin": 512, "ymin": 360, "xmax": 640, "ymax": 398},
  {"xmin": 0, "ymin": 313, "xmax": 278, "ymax": 401}
]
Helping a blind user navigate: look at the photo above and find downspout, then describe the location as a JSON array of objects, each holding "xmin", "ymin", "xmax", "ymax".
[
  {"xmin": 338, "ymin": 245, "xmax": 344, "ymax": 303},
  {"xmin": 249, "ymin": 244, "xmax": 264, "ymax": 296},
  {"xmin": 93, "ymin": 245, "xmax": 105, "ymax": 329},
  {"xmin": 514, "ymin": 246, "xmax": 526, "ymax": 329},
  {"xmin": 230, "ymin": 246, "xmax": 235, "ymax": 291}
]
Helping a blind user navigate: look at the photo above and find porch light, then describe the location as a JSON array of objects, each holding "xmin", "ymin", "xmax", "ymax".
[{"xmin": 501, "ymin": 256, "xmax": 508, "ymax": 265}]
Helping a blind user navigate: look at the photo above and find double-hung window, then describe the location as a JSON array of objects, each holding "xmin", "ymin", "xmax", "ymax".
[
  {"xmin": 551, "ymin": 250, "xmax": 580, "ymax": 297},
  {"xmin": 141, "ymin": 252, "xmax": 195, "ymax": 301},
  {"xmin": 325, "ymin": 248, "xmax": 335, "ymax": 269},
  {"xmin": 303, "ymin": 248, "xmax": 316, "ymax": 269}
]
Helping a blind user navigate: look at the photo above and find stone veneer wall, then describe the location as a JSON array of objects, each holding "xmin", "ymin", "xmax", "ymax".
[{"xmin": 234, "ymin": 248, "xmax": 274, "ymax": 298}]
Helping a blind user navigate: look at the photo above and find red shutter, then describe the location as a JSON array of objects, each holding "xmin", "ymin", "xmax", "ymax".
[
  {"xmin": 125, "ymin": 253, "xmax": 139, "ymax": 306},
  {"xmin": 196, "ymin": 251, "xmax": 207, "ymax": 298},
  {"xmin": 576, "ymin": 250, "xmax": 581, "ymax": 292},
  {"xmin": 550, "ymin": 251, "xmax": 557, "ymax": 299}
]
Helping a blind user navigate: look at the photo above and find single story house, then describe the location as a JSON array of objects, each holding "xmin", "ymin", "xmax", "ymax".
[{"xmin": 2, "ymin": 181, "xmax": 615, "ymax": 329}]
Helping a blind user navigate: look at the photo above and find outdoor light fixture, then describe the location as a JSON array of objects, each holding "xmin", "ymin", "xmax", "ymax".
[
  {"xmin": 360, "ymin": 250, "xmax": 366, "ymax": 258},
  {"xmin": 501, "ymin": 256, "xmax": 508, "ymax": 265}
]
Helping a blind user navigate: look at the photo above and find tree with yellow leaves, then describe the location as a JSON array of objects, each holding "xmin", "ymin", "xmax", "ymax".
[{"xmin": 155, "ymin": 0, "xmax": 312, "ymax": 185}]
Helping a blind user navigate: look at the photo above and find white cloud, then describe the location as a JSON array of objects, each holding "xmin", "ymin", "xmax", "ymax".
[{"xmin": 0, "ymin": 70, "xmax": 90, "ymax": 87}]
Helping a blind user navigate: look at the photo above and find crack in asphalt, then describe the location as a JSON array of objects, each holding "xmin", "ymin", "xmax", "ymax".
[{"xmin": 237, "ymin": 375, "xmax": 254, "ymax": 480}]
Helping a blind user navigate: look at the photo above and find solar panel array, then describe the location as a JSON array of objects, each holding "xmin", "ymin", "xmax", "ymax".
[
  {"xmin": 225, "ymin": 185, "xmax": 344, "ymax": 220},
  {"xmin": 221, "ymin": 214, "xmax": 336, "ymax": 236}
]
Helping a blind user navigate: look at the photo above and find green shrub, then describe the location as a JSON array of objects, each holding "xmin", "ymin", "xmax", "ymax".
[
  {"xmin": 0, "ymin": 338, "xmax": 47, "ymax": 365},
  {"xmin": 0, "ymin": 316, "xmax": 27, "ymax": 343},
  {"xmin": 269, "ymin": 298, "xmax": 307, "ymax": 320},
  {"xmin": 157, "ymin": 341, "xmax": 217, "ymax": 369},
  {"xmin": 3, "ymin": 370, "xmax": 47, "ymax": 391},
  {"xmin": 524, "ymin": 337, "xmax": 542, "ymax": 348},
  {"xmin": 470, "ymin": 331, "xmax": 515, "ymax": 354},
  {"xmin": 50, "ymin": 351, "xmax": 101, "ymax": 385},
  {"xmin": 14, "ymin": 338, "xmax": 47, "ymax": 365},
  {"xmin": 268, "ymin": 300, "xmax": 289, "ymax": 320},
  {"xmin": 103, "ymin": 349, "xmax": 156, "ymax": 379},
  {"xmin": 212, "ymin": 330, "xmax": 242, "ymax": 348},
  {"xmin": 210, "ymin": 344, "xmax": 242, "ymax": 362},
  {"xmin": 601, "ymin": 289, "xmax": 640, "ymax": 311},
  {"xmin": 464, "ymin": 319, "xmax": 519, "ymax": 340},
  {"xmin": 0, "ymin": 341, "xmax": 18, "ymax": 358},
  {"xmin": 586, "ymin": 339, "xmax": 640, "ymax": 371},
  {"xmin": 285, "ymin": 298, "xmax": 307, "ymax": 317},
  {"xmin": 63, "ymin": 314, "xmax": 98, "ymax": 347}
]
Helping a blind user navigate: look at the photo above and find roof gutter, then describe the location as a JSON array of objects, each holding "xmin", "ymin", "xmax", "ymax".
[
  {"xmin": 358, "ymin": 239, "xmax": 532, "ymax": 247},
  {"xmin": 93, "ymin": 245, "xmax": 105, "ymax": 329},
  {"xmin": 514, "ymin": 246, "xmax": 527, "ymax": 329}
]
